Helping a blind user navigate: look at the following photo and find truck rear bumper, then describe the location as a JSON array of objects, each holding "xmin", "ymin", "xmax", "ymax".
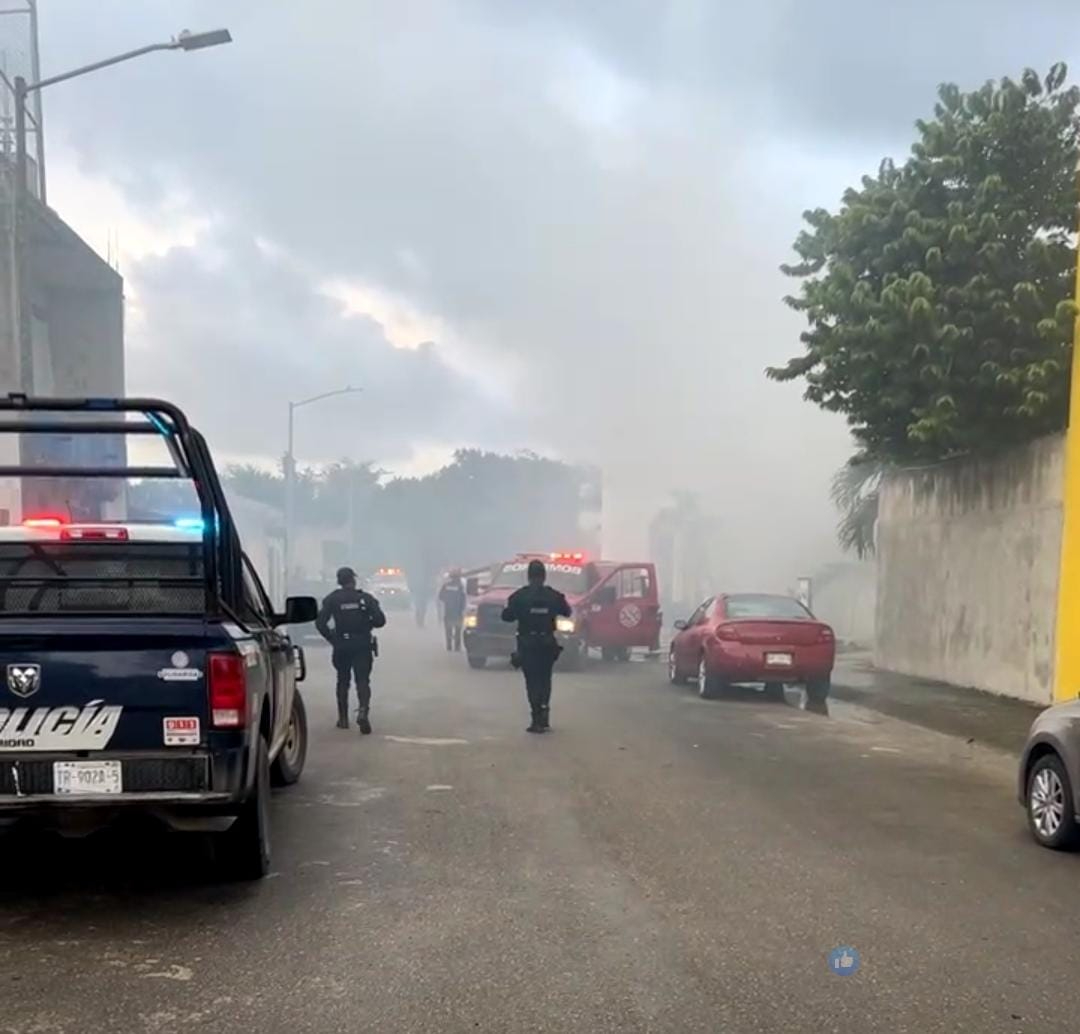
[
  {"xmin": 0, "ymin": 790, "xmax": 234, "ymax": 808},
  {"xmin": 0, "ymin": 750, "xmax": 249, "ymax": 827},
  {"xmin": 0, "ymin": 793, "xmax": 243, "ymax": 835}
]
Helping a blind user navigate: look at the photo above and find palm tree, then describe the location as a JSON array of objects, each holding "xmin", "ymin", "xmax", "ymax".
[{"xmin": 830, "ymin": 460, "xmax": 886, "ymax": 559}]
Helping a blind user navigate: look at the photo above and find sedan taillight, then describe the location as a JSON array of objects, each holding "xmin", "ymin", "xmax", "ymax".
[
  {"xmin": 818, "ymin": 626, "xmax": 835, "ymax": 644},
  {"xmin": 715, "ymin": 624, "xmax": 741, "ymax": 642}
]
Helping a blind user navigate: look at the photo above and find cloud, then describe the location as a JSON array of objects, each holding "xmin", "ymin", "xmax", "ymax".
[
  {"xmin": 34, "ymin": 0, "xmax": 1080, "ymax": 583},
  {"xmin": 125, "ymin": 226, "xmax": 515, "ymax": 467}
]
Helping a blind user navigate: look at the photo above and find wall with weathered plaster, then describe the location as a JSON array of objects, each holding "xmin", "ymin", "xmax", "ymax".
[
  {"xmin": 875, "ymin": 435, "xmax": 1064, "ymax": 703},
  {"xmin": 811, "ymin": 561, "xmax": 876, "ymax": 648}
]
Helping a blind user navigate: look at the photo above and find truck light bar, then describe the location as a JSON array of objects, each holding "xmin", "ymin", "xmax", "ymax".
[{"xmin": 23, "ymin": 516, "xmax": 66, "ymax": 528}]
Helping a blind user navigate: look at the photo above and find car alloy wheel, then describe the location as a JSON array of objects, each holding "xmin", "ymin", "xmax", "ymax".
[
  {"xmin": 668, "ymin": 648, "xmax": 679, "ymax": 684},
  {"xmin": 1031, "ymin": 765, "xmax": 1066, "ymax": 839},
  {"xmin": 697, "ymin": 658, "xmax": 707, "ymax": 697}
]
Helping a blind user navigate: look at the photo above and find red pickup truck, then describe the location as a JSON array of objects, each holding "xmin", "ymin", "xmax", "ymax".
[{"xmin": 462, "ymin": 552, "xmax": 661, "ymax": 670}]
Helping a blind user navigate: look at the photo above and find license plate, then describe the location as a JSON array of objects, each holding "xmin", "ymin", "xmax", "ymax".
[
  {"xmin": 765, "ymin": 652, "xmax": 793, "ymax": 667},
  {"xmin": 53, "ymin": 760, "xmax": 122, "ymax": 796}
]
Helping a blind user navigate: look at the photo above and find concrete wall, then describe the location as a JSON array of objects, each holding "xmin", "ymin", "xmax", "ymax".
[
  {"xmin": 810, "ymin": 562, "xmax": 876, "ymax": 648},
  {"xmin": 875, "ymin": 435, "xmax": 1064, "ymax": 703}
]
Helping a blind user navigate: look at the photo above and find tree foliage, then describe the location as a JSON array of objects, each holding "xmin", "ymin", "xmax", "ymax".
[
  {"xmin": 221, "ymin": 450, "xmax": 596, "ymax": 598},
  {"xmin": 829, "ymin": 460, "xmax": 885, "ymax": 559},
  {"xmin": 769, "ymin": 64, "xmax": 1080, "ymax": 462}
]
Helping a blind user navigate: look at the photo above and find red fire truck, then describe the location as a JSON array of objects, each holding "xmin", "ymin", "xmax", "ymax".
[{"xmin": 462, "ymin": 552, "xmax": 661, "ymax": 670}]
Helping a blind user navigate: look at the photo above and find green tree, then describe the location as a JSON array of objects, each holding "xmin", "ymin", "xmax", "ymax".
[
  {"xmin": 769, "ymin": 64, "xmax": 1080, "ymax": 462},
  {"xmin": 829, "ymin": 460, "xmax": 886, "ymax": 559},
  {"xmin": 222, "ymin": 450, "xmax": 591, "ymax": 593}
]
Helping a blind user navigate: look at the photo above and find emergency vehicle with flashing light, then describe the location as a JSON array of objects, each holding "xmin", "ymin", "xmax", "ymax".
[
  {"xmin": 370, "ymin": 566, "xmax": 412, "ymax": 611},
  {"xmin": 0, "ymin": 394, "xmax": 318, "ymax": 881},
  {"xmin": 462, "ymin": 551, "xmax": 661, "ymax": 670}
]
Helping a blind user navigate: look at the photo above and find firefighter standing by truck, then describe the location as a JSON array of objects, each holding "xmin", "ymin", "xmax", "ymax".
[
  {"xmin": 438, "ymin": 568, "xmax": 467, "ymax": 652},
  {"xmin": 502, "ymin": 559, "xmax": 571, "ymax": 733},
  {"xmin": 316, "ymin": 567, "xmax": 387, "ymax": 733}
]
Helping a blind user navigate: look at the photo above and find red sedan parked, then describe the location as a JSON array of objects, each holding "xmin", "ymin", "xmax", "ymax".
[{"xmin": 668, "ymin": 594, "xmax": 835, "ymax": 703}]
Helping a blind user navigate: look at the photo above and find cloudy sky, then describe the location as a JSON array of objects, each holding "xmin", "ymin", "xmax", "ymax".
[{"xmin": 20, "ymin": 0, "xmax": 1080, "ymax": 580}]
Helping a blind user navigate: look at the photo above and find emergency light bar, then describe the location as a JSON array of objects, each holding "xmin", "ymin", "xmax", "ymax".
[
  {"xmin": 3, "ymin": 518, "xmax": 204, "ymax": 543},
  {"xmin": 23, "ymin": 516, "xmax": 66, "ymax": 528},
  {"xmin": 550, "ymin": 551, "xmax": 585, "ymax": 563}
]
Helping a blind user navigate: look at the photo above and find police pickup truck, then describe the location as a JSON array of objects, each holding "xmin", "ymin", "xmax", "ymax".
[{"xmin": 0, "ymin": 395, "xmax": 317, "ymax": 880}]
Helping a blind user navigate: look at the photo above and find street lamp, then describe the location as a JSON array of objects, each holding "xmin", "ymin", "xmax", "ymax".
[
  {"xmin": 284, "ymin": 386, "xmax": 363, "ymax": 597},
  {"xmin": 10, "ymin": 26, "xmax": 232, "ymax": 391}
]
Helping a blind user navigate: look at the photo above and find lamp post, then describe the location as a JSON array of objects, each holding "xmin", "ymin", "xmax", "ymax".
[
  {"xmin": 10, "ymin": 27, "xmax": 232, "ymax": 391},
  {"xmin": 284, "ymin": 387, "xmax": 362, "ymax": 596}
]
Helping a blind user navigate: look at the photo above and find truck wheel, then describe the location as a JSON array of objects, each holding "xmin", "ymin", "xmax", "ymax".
[
  {"xmin": 271, "ymin": 691, "xmax": 308, "ymax": 787},
  {"xmin": 467, "ymin": 654, "xmax": 487, "ymax": 670},
  {"xmin": 217, "ymin": 734, "xmax": 271, "ymax": 881}
]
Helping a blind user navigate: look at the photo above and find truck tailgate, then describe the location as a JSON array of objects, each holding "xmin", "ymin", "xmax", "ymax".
[{"xmin": 0, "ymin": 618, "xmax": 220, "ymax": 755}]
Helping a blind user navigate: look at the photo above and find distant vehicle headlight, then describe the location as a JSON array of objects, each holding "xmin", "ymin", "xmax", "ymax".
[
  {"xmin": 556, "ymin": 617, "xmax": 575, "ymax": 634},
  {"xmin": 464, "ymin": 613, "xmax": 478, "ymax": 629}
]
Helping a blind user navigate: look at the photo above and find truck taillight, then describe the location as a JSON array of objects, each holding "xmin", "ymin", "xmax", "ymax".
[
  {"xmin": 715, "ymin": 624, "xmax": 741, "ymax": 641},
  {"xmin": 208, "ymin": 653, "xmax": 247, "ymax": 728}
]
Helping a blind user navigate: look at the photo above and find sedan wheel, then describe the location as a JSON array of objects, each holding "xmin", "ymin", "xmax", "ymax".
[
  {"xmin": 668, "ymin": 648, "xmax": 682, "ymax": 685},
  {"xmin": 1027, "ymin": 754, "xmax": 1080, "ymax": 850},
  {"xmin": 697, "ymin": 658, "xmax": 725, "ymax": 700}
]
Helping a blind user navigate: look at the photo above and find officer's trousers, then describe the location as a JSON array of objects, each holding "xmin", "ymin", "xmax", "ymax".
[
  {"xmin": 333, "ymin": 643, "xmax": 374, "ymax": 714},
  {"xmin": 518, "ymin": 636, "xmax": 558, "ymax": 713},
  {"xmin": 444, "ymin": 618, "xmax": 463, "ymax": 652}
]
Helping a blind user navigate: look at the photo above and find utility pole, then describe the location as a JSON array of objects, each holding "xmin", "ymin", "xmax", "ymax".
[
  {"xmin": 284, "ymin": 401, "xmax": 296, "ymax": 597},
  {"xmin": 284, "ymin": 386, "xmax": 362, "ymax": 597},
  {"xmin": 8, "ymin": 28, "xmax": 233, "ymax": 392},
  {"xmin": 12, "ymin": 73, "xmax": 28, "ymax": 391}
]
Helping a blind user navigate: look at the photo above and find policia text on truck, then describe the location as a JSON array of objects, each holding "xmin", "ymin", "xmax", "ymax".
[{"xmin": 0, "ymin": 395, "xmax": 318, "ymax": 881}]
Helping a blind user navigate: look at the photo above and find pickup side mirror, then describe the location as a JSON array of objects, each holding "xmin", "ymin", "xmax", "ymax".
[
  {"xmin": 277, "ymin": 595, "xmax": 318, "ymax": 626},
  {"xmin": 673, "ymin": 619, "xmax": 688, "ymax": 631},
  {"xmin": 594, "ymin": 585, "xmax": 617, "ymax": 607},
  {"xmin": 466, "ymin": 576, "xmax": 480, "ymax": 596}
]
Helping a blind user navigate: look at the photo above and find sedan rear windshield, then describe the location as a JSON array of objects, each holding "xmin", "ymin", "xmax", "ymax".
[{"xmin": 725, "ymin": 595, "xmax": 811, "ymax": 620}]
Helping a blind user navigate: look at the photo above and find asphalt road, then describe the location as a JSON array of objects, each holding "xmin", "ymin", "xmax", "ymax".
[{"xmin": 1, "ymin": 623, "xmax": 1078, "ymax": 1033}]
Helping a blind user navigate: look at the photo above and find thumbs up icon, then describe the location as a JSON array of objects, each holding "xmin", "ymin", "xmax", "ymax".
[{"xmin": 828, "ymin": 946, "xmax": 861, "ymax": 975}]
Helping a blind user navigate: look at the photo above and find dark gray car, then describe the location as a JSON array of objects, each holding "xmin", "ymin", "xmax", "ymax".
[{"xmin": 1018, "ymin": 700, "xmax": 1080, "ymax": 849}]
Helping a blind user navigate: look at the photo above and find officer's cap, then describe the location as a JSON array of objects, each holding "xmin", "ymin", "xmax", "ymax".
[{"xmin": 336, "ymin": 566, "xmax": 357, "ymax": 586}]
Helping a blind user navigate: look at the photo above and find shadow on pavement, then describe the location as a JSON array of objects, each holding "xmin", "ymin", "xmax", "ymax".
[
  {"xmin": 0, "ymin": 820, "xmax": 258, "ymax": 905},
  {"xmin": 832, "ymin": 654, "xmax": 1039, "ymax": 754}
]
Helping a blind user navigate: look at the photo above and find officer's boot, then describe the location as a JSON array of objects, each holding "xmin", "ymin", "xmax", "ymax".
[
  {"xmin": 538, "ymin": 705, "xmax": 550, "ymax": 731},
  {"xmin": 357, "ymin": 707, "xmax": 372, "ymax": 735},
  {"xmin": 335, "ymin": 689, "xmax": 349, "ymax": 730},
  {"xmin": 527, "ymin": 710, "xmax": 544, "ymax": 733}
]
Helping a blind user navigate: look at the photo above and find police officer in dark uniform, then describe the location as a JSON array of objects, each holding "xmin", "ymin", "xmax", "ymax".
[
  {"xmin": 501, "ymin": 559, "xmax": 571, "ymax": 733},
  {"xmin": 316, "ymin": 567, "xmax": 387, "ymax": 733},
  {"xmin": 438, "ymin": 568, "xmax": 467, "ymax": 652}
]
